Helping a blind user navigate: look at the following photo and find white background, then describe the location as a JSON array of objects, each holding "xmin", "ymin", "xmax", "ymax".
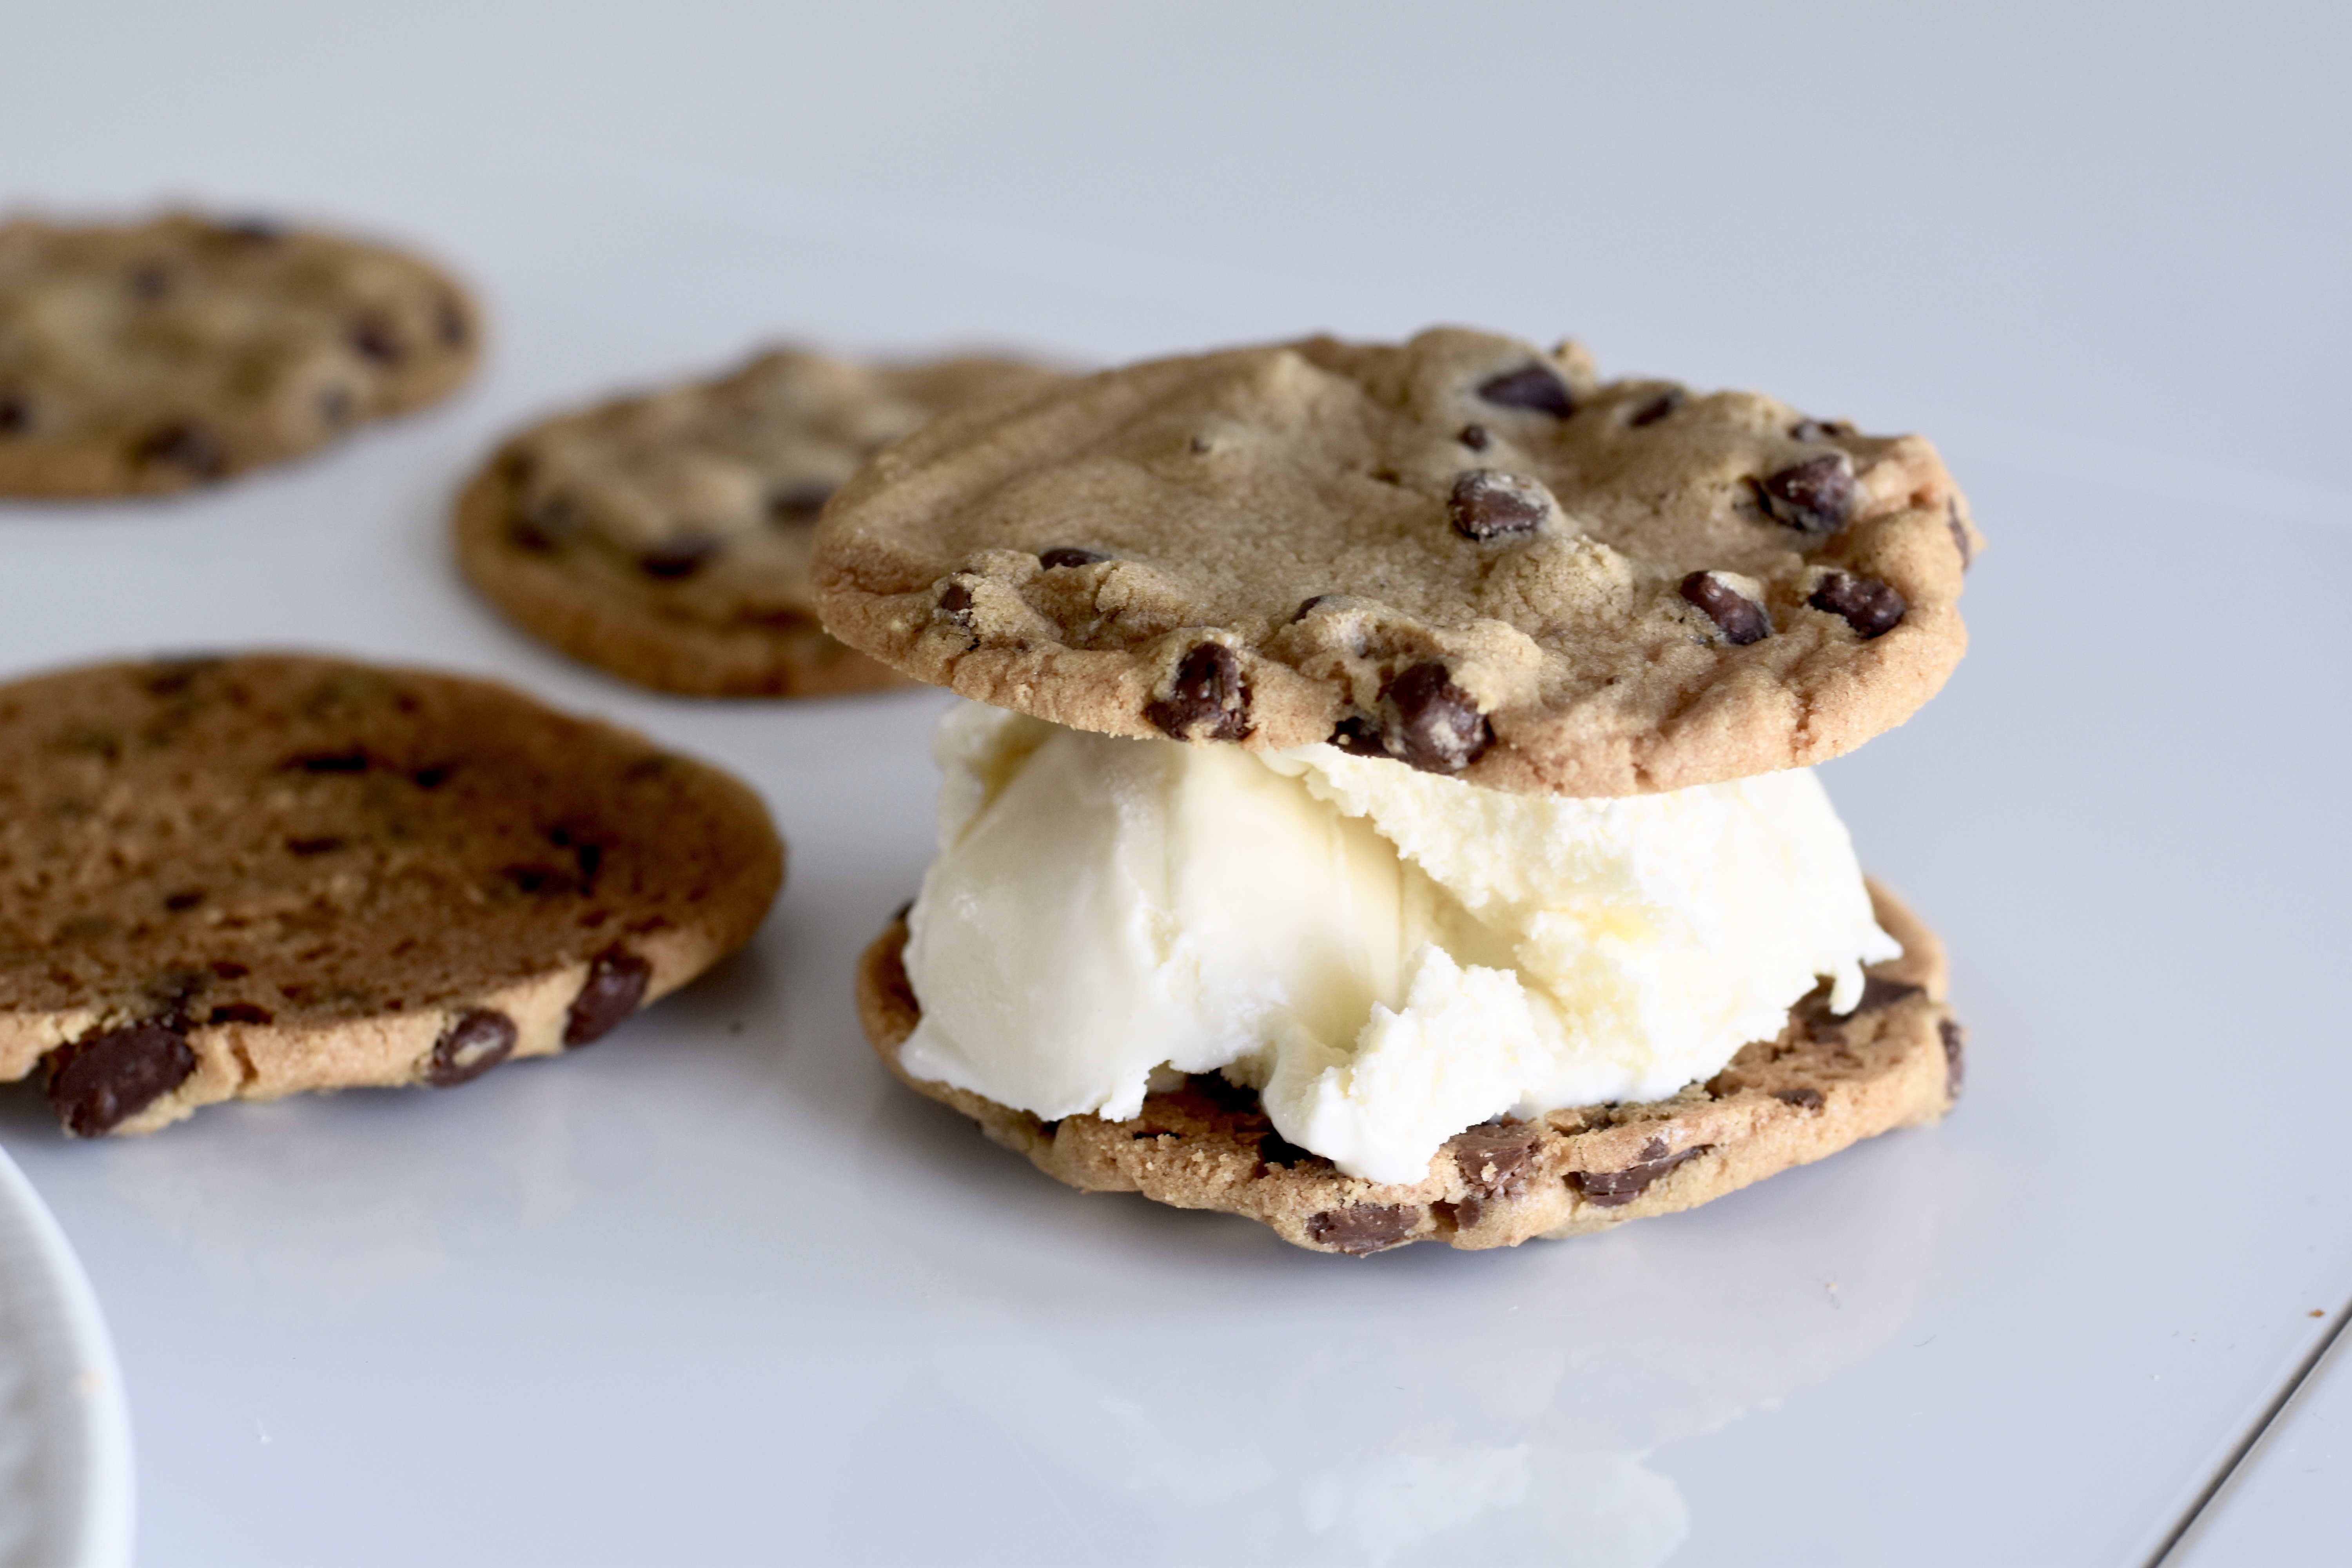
[{"xmin": 2, "ymin": 3, "xmax": 2348, "ymax": 1563}]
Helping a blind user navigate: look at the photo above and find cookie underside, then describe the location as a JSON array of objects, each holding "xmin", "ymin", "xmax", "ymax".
[
  {"xmin": 0, "ymin": 655, "xmax": 783, "ymax": 1134},
  {"xmin": 0, "ymin": 214, "xmax": 479, "ymax": 498},
  {"xmin": 855, "ymin": 882, "xmax": 1960, "ymax": 1255}
]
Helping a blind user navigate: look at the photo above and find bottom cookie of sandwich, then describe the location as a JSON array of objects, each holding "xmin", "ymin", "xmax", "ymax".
[{"xmin": 855, "ymin": 881, "xmax": 1962, "ymax": 1255}]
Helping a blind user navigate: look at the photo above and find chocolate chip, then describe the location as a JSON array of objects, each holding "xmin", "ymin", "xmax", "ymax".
[
  {"xmin": 1789, "ymin": 418, "xmax": 1854, "ymax": 442},
  {"xmin": 133, "ymin": 422, "xmax": 226, "ymax": 479},
  {"xmin": 163, "ymin": 890, "xmax": 205, "ymax": 912},
  {"xmin": 1145, "ymin": 642, "xmax": 1250, "ymax": 742},
  {"xmin": 1630, "ymin": 390, "xmax": 1684, "ymax": 427},
  {"xmin": 285, "ymin": 835, "xmax": 344, "ymax": 856},
  {"xmin": 1948, "ymin": 497, "xmax": 1973, "ymax": 570},
  {"xmin": 207, "ymin": 1002, "xmax": 273, "ymax": 1026},
  {"xmin": 565, "ymin": 949, "xmax": 650, "ymax": 1046},
  {"xmin": 1452, "ymin": 1122, "xmax": 1545, "ymax": 1198},
  {"xmin": 1384, "ymin": 662, "xmax": 1492, "ymax": 775},
  {"xmin": 1858, "ymin": 975, "xmax": 1924, "ymax": 1011},
  {"xmin": 502, "ymin": 863, "xmax": 577, "ymax": 897},
  {"xmin": 139, "ymin": 656, "xmax": 220, "ymax": 697},
  {"xmin": 1773, "ymin": 1087, "xmax": 1824, "ymax": 1111},
  {"xmin": 435, "ymin": 297, "xmax": 470, "ymax": 349},
  {"xmin": 348, "ymin": 315, "xmax": 403, "ymax": 365},
  {"xmin": 510, "ymin": 494, "xmax": 579, "ymax": 552},
  {"xmin": 1809, "ymin": 572, "xmax": 1907, "ymax": 638},
  {"xmin": 1183, "ymin": 1073, "xmax": 1261, "ymax": 1114},
  {"xmin": 1038, "ymin": 546, "xmax": 1111, "ymax": 570},
  {"xmin": 0, "ymin": 392, "xmax": 28, "ymax": 434},
  {"xmin": 1441, "ymin": 1197, "xmax": 1484, "ymax": 1231},
  {"xmin": 289, "ymin": 750, "xmax": 370, "ymax": 774},
  {"xmin": 1328, "ymin": 715, "xmax": 1388, "ymax": 758},
  {"xmin": 767, "ymin": 485, "xmax": 833, "ymax": 524},
  {"xmin": 45, "ymin": 1022, "xmax": 195, "ymax": 1136},
  {"xmin": 1678, "ymin": 571, "xmax": 1771, "ymax": 645},
  {"xmin": 1571, "ymin": 1143, "xmax": 1708, "ymax": 1208},
  {"xmin": 1447, "ymin": 469, "xmax": 1552, "ymax": 540},
  {"xmin": 1476, "ymin": 363, "xmax": 1575, "ymax": 418},
  {"xmin": 1256, "ymin": 1131, "xmax": 1322, "ymax": 1171},
  {"xmin": 1940, "ymin": 1018, "xmax": 1965, "ymax": 1097},
  {"xmin": 637, "ymin": 538, "xmax": 720, "ymax": 580},
  {"xmin": 1458, "ymin": 423, "xmax": 1491, "ymax": 450},
  {"xmin": 1305, "ymin": 1203, "xmax": 1418, "ymax": 1255},
  {"xmin": 936, "ymin": 580, "xmax": 975, "ymax": 628},
  {"xmin": 411, "ymin": 764, "xmax": 453, "ymax": 789},
  {"xmin": 426, "ymin": 1008, "xmax": 517, "ymax": 1087},
  {"xmin": 548, "ymin": 827, "xmax": 603, "ymax": 889},
  {"xmin": 1756, "ymin": 454, "xmax": 1857, "ymax": 533},
  {"xmin": 128, "ymin": 262, "xmax": 172, "ymax": 301}
]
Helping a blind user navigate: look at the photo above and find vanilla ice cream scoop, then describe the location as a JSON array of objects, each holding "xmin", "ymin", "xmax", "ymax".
[{"xmin": 898, "ymin": 702, "xmax": 1898, "ymax": 1183}]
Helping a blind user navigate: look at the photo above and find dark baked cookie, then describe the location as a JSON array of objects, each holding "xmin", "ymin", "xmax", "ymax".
[
  {"xmin": 0, "ymin": 212, "xmax": 479, "ymax": 497},
  {"xmin": 856, "ymin": 882, "xmax": 1960, "ymax": 1255},
  {"xmin": 454, "ymin": 349, "xmax": 1065, "ymax": 697},
  {"xmin": 813, "ymin": 328, "xmax": 1982, "ymax": 797},
  {"xmin": 0, "ymin": 655, "xmax": 782, "ymax": 1135}
]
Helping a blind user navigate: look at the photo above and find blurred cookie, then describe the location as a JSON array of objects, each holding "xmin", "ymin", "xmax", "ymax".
[
  {"xmin": 0, "ymin": 212, "xmax": 479, "ymax": 497},
  {"xmin": 0, "ymin": 654, "xmax": 782, "ymax": 1135},
  {"xmin": 455, "ymin": 348, "xmax": 1065, "ymax": 696},
  {"xmin": 813, "ymin": 328, "xmax": 1980, "ymax": 796},
  {"xmin": 856, "ymin": 882, "xmax": 1960, "ymax": 1255}
]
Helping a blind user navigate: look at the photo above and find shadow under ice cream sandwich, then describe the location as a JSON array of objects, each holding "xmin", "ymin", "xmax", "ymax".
[{"xmin": 812, "ymin": 327, "xmax": 1977, "ymax": 1255}]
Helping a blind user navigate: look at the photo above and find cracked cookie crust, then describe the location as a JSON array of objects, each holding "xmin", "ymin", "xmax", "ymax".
[{"xmin": 813, "ymin": 328, "xmax": 1979, "ymax": 797}]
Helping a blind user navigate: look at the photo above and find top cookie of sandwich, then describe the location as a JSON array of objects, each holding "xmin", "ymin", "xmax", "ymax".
[
  {"xmin": 0, "ymin": 212, "xmax": 479, "ymax": 497},
  {"xmin": 813, "ymin": 328, "xmax": 1979, "ymax": 797},
  {"xmin": 455, "ymin": 348, "xmax": 1063, "ymax": 696}
]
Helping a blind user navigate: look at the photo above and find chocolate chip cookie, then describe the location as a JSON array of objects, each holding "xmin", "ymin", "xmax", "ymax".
[
  {"xmin": 454, "ymin": 348, "xmax": 1066, "ymax": 696},
  {"xmin": 857, "ymin": 882, "xmax": 1960, "ymax": 1255},
  {"xmin": 0, "ymin": 655, "xmax": 782, "ymax": 1135},
  {"xmin": 813, "ymin": 328, "xmax": 1981, "ymax": 796},
  {"xmin": 0, "ymin": 212, "xmax": 480, "ymax": 497}
]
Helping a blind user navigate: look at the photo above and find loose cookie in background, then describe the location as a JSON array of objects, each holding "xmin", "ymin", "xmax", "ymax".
[
  {"xmin": 454, "ymin": 349, "xmax": 1065, "ymax": 697},
  {"xmin": 0, "ymin": 655, "xmax": 782, "ymax": 1136},
  {"xmin": 0, "ymin": 212, "xmax": 480, "ymax": 497},
  {"xmin": 857, "ymin": 884, "xmax": 1962, "ymax": 1255},
  {"xmin": 813, "ymin": 327, "xmax": 1982, "ymax": 797}
]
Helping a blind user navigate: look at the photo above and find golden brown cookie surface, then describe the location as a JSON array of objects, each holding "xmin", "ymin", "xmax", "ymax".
[
  {"xmin": 456, "ymin": 349, "xmax": 1065, "ymax": 696},
  {"xmin": 0, "ymin": 654, "xmax": 782, "ymax": 1134},
  {"xmin": 0, "ymin": 212, "xmax": 479, "ymax": 497},
  {"xmin": 814, "ymin": 328, "xmax": 1980, "ymax": 796},
  {"xmin": 855, "ymin": 882, "xmax": 1960, "ymax": 1255}
]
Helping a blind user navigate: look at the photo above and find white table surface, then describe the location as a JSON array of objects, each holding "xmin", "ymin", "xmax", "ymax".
[
  {"xmin": 3, "ymin": 4, "xmax": 2348, "ymax": 1563},
  {"xmin": 2173, "ymin": 1316, "xmax": 2352, "ymax": 1568}
]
